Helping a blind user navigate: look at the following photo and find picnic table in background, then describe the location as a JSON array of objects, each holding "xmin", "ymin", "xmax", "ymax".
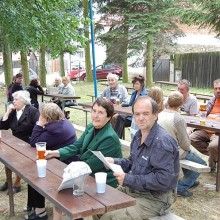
[
  {"xmin": 155, "ymin": 81, "xmax": 178, "ymax": 88},
  {"xmin": 79, "ymin": 102, "xmax": 133, "ymax": 117},
  {"xmin": 39, "ymin": 94, "xmax": 81, "ymax": 111},
  {"xmin": 184, "ymin": 115, "xmax": 220, "ymax": 191}
]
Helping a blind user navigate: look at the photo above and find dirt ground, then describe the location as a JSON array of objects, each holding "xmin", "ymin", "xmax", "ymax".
[{"xmin": 0, "ymin": 155, "xmax": 220, "ymax": 220}]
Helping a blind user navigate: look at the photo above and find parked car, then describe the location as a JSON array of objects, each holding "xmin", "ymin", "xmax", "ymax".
[
  {"xmin": 70, "ymin": 64, "xmax": 122, "ymax": 81},
  {"xmin": 0, "ymin": 68, "xmax": 38, "ymax": 85},
  {"xmin": 68, "ymin": 65, "xmax": 85, "ymax": 80}
]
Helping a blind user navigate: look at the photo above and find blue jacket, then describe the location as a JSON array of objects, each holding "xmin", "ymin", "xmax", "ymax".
[
  {"xmin": 115, "ymin": 123, "xmax": 179, "ymax": 194},
  {"xmin": 126, "ymin": 87, "xmax": 148, "ymax": 121}
]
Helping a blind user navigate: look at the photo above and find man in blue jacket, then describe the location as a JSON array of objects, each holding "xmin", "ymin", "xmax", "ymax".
[{"xmin": 99, "ymin": 96, "xmax": 179, "ymax": 219}]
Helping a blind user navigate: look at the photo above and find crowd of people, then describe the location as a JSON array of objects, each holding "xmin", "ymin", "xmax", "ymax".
[{"xmin": 0, "ymin": 71, "xmax": 219, "ymax": 220}]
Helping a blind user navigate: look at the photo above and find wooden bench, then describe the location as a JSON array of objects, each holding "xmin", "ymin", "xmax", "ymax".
[
  {"xmin": 67, "ymin": 106, "xmax": 91, "ymax": 126},
  {"xmin": 180, "ymin": 159, "xmax": 211, "ymax": 172},
  {"xmin": 87, "ymin": 94, "xmax": 96, "ymax": 102},
  {"xmin": 149, "ymin": 212, "xmax": 185, "ymax": 220},
  {"xmin": 155, "ymin": 81, "xmax": 178, "ymax": 88}
]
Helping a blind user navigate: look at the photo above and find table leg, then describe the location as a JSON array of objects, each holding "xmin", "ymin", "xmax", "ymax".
[
  {"xmin": 61, "ymin": 101, "xmax": 65, "ymax": 112},
  {"xmin": 5, "ymin": 167, "xmax": 14, "ymax": 216},
  {"xmin": 216, "ymin": 134, "xmax": 220, "ymax": 191}
]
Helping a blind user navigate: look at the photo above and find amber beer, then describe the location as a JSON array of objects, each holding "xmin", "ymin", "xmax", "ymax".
[
  {"xmin": 116, "ymin": 98, "xmax": 120, "ymax": 106},
  {"xmin": 36, "ymin": 142, "xmax": 46, "ymax": 160},
  {"xmin": 200, "ymin": 104, "xmax": 206, "ymax": 111}
]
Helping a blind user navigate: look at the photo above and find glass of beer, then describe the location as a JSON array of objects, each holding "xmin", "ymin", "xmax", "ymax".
[
  {"xmin": 36, "ymin": 142, "xmax": 46, "ymax": 160},
  {"xmin": 116, "ymin": 98, "xmax": 120, "ymax": 106},
  {"xmin": 200, "ymin": 104, "xmax": 206, "ymax": 111}
]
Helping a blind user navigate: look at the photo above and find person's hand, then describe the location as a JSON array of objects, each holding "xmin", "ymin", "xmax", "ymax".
[
  {"xmin": 104, "ymin": 157, "xmax": 114, "ymax": 170},
  {"xmin": 37, "ymin": 116, "xmax": 48, "ymax": 127},
  {"xmin": 114, "ymin": 172, "xmax": 125, "ymax": 186},
  {"xmin": 106, "ymin": 157, "xmax": 114, "ymax": 163},
  {"xmin": 7, "ymin": 103, "xmax": 15, "ymax": 113},
  {"xmin": 45, "ymin": 150, "xmax": 60, "ymax": 159}
]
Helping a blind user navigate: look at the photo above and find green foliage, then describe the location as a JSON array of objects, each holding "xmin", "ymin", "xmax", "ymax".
[
  {"xmin": 0, "ymin": 0, "xmax": 88, "ymax": 57},
  {"xmin": 176, "ymin": 0, "xmax": 220, "ymax": 36}
]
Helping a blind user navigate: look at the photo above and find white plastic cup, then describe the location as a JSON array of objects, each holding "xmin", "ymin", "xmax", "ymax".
[
  {"xmin": 95, "ymin": 172, "xmax": 107, "ymax": 194},
  {"xmin": 36, "ymin": 159, "xmax": 47, "ymax": 178}
]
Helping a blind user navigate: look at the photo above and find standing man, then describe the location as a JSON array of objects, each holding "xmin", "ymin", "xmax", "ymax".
[
  {"xmin": 99, "ymin": 96, "xmax": 179, "ymax": 219},
  {"xmin": 190, "ymin": 79, "xmax": 220, "ymax": 171},
  {"xmin": 9, "ymin": 73, "xmax": 24, "ymax": 102}
]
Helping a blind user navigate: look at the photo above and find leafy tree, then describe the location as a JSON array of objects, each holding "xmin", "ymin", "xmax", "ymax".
[
  {"xmin": 0, "ymin": 0, "xmax": 87, "ymax": 87},
  {"xmin": 95, "ymin": 0, "xmax": 183, "ymax": 87},
  {"xmin": 179, "ymin": 0, "xmax": 220, "ymax": 36}
]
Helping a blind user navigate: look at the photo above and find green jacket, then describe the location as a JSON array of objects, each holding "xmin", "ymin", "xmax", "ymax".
[{"xmin": 59, "ymin": 122, "xmax": 122, "ymax": 187}]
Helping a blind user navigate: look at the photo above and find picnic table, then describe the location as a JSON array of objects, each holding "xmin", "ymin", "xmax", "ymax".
[
  {"xmin": 100, "ymin": 83, "xmax": 133, "ymax": 92},
  {"xmin": 155, "ymin": 81, "xmax": 178, "ymax": 88},
  {"xmin": 0, "ymin": 131, "xmax": 136, "ymax": 218},
  {"xmin": 183, "ymin": 115, "xmax": 220, "ymax": 191},
  {"xmin": 39, "ymin": 94, "xmax": 81, "ymax": 111},
  {"xmin": 79, "ymin": 102, "xmax": 133, "ymax": 116}
]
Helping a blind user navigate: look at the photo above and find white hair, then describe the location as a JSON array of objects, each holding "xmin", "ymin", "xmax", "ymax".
[
  {"xmin": 12, "ymin": 90, "xmax": 31, "ymax": 105},
  {"xmin": 55, "ymin": 76, "xmax": 62, "ymax": 81},
  {"xmin": 107, "ymin": 73, "xmax": 119, "ymax": 81}
]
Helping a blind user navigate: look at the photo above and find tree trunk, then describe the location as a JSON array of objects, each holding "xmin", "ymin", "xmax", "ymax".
[
  {"xmin": 146, "ymin": 38, "xmax": 154, "ymax": 88},
  {"xmin": 60, "ymin": 52, "xmax": 65, "ymax": 77},
  {"xmin": 83, "ymin": 0, "xmax": 92, "ymax": 82},
  {"xmin": 20, "ymin": 50, "xmax": 29, "ymax": 86},
  {"xmin": 40, "ymin": 44, "xmax": 46, "ymax": 87},
  {"xmin": 3, "ymin": 42, "xmax": 13, "ymax": 88}
]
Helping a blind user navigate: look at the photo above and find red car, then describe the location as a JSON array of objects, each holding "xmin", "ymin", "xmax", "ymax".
[
  {"xmin": 68, "ymin": 66, "xmax": 85, "ymax": 80},
  {"xmin": 69, "ymin": 64, "xmax": 122, "ymax": 81}
]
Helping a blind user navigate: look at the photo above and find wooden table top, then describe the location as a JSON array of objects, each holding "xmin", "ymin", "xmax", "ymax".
[
  {"xmin": 40, "ymin": 94, "xmax": 81, "ymax": 100},
  {"xmin": 0, "ymin": 131, "xmax": 136, "ymax": 218},
  {"xmin": 183, "ymin": 115, "xmax": 220, "ymax": 134}
]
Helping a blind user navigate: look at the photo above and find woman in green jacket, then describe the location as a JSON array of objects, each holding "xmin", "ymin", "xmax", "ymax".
[{"xmin": 46, "ymin": 98, "xmax": 122, "ymax": 220}]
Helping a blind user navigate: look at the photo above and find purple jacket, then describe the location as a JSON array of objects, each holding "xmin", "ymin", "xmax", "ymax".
[{"xmin": 30, "ymin": 119, "xmax": 77, "ymax": 164}]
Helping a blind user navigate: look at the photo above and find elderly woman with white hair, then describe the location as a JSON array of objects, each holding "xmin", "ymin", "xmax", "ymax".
[
  {"xmin": 0, "ymin": 90, "xmax": 40, "ymax": 194},
  {"xmin": 100, "ymin": 73, "xmax": 128, "ymax": 105}
]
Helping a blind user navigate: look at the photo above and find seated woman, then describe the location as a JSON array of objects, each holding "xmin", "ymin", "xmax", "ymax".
[
  {"xmin": 26, "ymin": 78, "xmax": 44, "ymax": 109},
  {"xmin": 112, "ymin": 75, "xmax": 148, "ymax": 138},
  {"xmin": 45, "ymin": 98, "xmax": 122, "ymax": 220},
  {"xmin": 25, "ymin": 103, "xmax": 77, "ymax": 220},
  {"xmin": 0, "ymin": 90, "xmax": 40, "ymax": 194}
]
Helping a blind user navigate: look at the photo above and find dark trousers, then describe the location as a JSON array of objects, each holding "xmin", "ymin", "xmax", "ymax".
[
  {"xmin": 27, "ymin": 185, "xmax": 45, "ymax": 208},
  {"xmin": 113, "ymin": 115, "xmax": 131, "ymax": 139}
]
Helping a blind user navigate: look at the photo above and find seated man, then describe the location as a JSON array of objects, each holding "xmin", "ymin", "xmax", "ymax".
[
  {"xmin": 98, "ymin": 96, "xmax": 179, "ymax": 219},
  {"xmin": 158, "ymin": 91, "xmax": 206, "ymax": 197},
  {"xmin": 177, "ymin": 79, "xmax": 198, "ymax": 116},
  {"xmin": 190, "ymin": 79, "xmax": 220, "ymax": 171},
  {"xmin": 100, "ymin": 73, "xmax": 128, "ymax": 105}
]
